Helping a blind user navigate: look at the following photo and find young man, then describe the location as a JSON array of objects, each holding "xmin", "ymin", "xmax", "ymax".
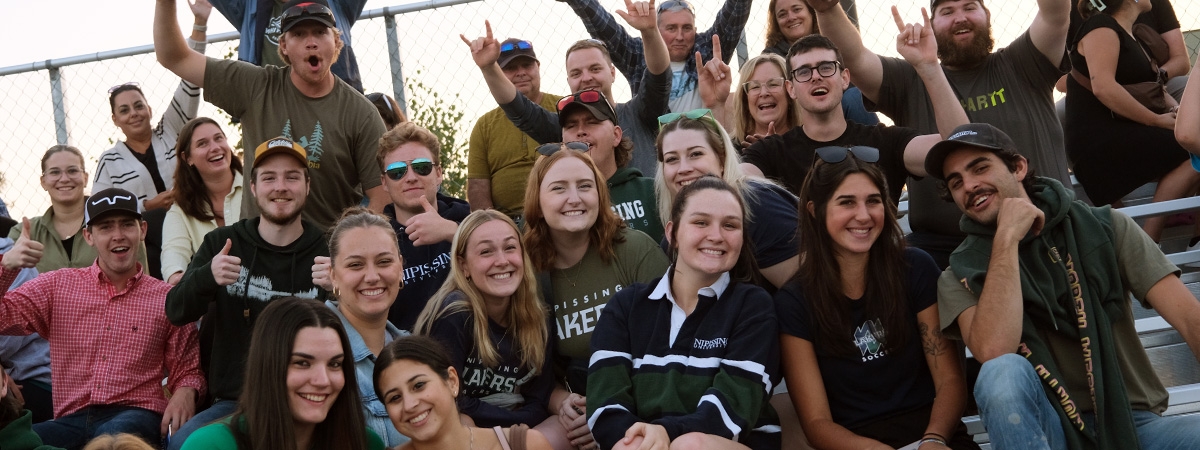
[
  {"xmin": 465, "ymin": 8, "xmax": 670, "ymax": 175},
  {"xmin": 0, "ymin": 188, "xmax": 205, "ymax": 449},
  {"xmin": 466, "ymin": 38, "xmax": 562, "ymax": 218},
  {"xmin": 165, "ymin": 137, "xmax": 329, "ymax": 449},
  {"xmin": 557, "ymin": 90, "xmax": 663, "ymax": 243},
  {"xmin": 741, "ymin": 32, "xmax": 968, "ymax": 203},
  {"xmin": 154, "ymin": 0, "xmax": 387, "ymax": 229},
  {"xmin": 811, "ymin": 0, "xmax": 1072, "ymax": 265},
  {"xmin": 561, "ymin": 0, "xmax": 750, "ymax": 112},
  {"xmin": 927, "ymin": 123, "xmax": 1200, "ymax": 449}
]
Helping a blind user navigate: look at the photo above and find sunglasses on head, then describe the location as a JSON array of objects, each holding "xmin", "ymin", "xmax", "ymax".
[
  {"xmin": 657, "ymin": 0, "xmax": 696, "ymax": 14},
  {"xmin": 557, "ymin": 90, "xmax": 604, "ymax": 112},
  {"xmin": 384, "ymin": 158, "xmax": 436, "ymax": 180},
  {"xmin": 108, "ymin": 82, "xmax": 140, "ymax": 94},
  {"xmin": 536, "ymin": 141, "xmax": 590, "ymax": 156},
  {"xmin": 657, "ymin": 108, "xmax": 714, "ymax": 129},
  {"xmin": 814, "ymin": 146, "xmax": 880, "ymax": 164},
  {"xmin": 500, "ymin": 40, "xmax": 533, "ymax": 53},
  {"xmin": 285, "ymin": 2, "xmax": 334, "ymax": 17}
]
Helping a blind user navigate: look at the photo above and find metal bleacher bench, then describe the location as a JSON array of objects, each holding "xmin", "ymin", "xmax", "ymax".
[{"xmin": 895, "ymin": 182, "xmax": 1200, "ymax": 449}]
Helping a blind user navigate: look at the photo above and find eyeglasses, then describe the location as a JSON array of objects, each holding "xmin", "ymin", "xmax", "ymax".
[
  {"xmin": 43, "ymin": 167, "xmax": 85, "ymax": 179},
  {"xmin": 657, "ymin": 0, "xmax": 696, "ymax": 14},
  {"xmin": 536, "ymin": 141, "xmax": 590, "ymax": 156},
  {"xmin": 790, "ymin": 61, "xmax": 841, "ymax": 82},
  {"xmin": 743, "ymin": 77, "xmax": 786, "ymax": 94},
  {"xmin": 500, "ymin": 40, "xmax": 533, "ymax": 54},
  {"xmin": 283, "ymin": 2, "xmax": 334, "ymax": 20},
  {"xmin": 814, "ymin": 146, "xmax": 880, "ymax": 164},
  {"xmin": 384, "ymin": 158, "xmax": 436, "ymax": 180},
  {"xmin": 108, "ymin": 82, "xmax": 140, "ymax": 94},
  {"xmin": 657, "ymin": 108, "xmax": 714, "ymax": 129},
  {"xmin": 557, "ymin": 90, "xmax": 605, "ymax": 112}
]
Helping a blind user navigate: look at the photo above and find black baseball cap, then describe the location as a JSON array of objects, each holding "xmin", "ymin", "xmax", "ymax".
[
  {"xmin": 931, "ymin": 0, "xmax": 984, "ymax": 10},
  {"xmin": 557, "ymin": 90, "xmax": 619, "ymax": 127},
  {"xmin": 498, "ymin": 38, "xmax": 539, "ymax": 69},
  {"xmin": 925, "ymin": 123, "xmax": 1018, "ymax": 180},
  {"xmin": 85, "ymin": 188, "xmax": 142, "ymax": 226},
  {"xmin": 281, "ymin": 0, "xmax": 336, "ymax": 33}
]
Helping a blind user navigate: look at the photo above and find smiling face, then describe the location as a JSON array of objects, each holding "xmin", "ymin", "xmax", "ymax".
[
  {"xmin": 252, "ymin": 153, "xmax": 310, "ymax": 226},
  {"xmin": 379, "ymin": 359, "xmax": 460, "ymax": 442},
  {"xmin": 661, "ymin": 129, "xmax": 724, "ymax": 196},
  {"xmin": 83, "ymin": 213, "xmax": 147, "ymax": 279},
  {"xmin": 279, "ymin": 22, "xmax": 342, "ymax": 87},
  {"xmin": 502, "ymin": 58, "xmax": 542, "ymax": 99},
  {"xmin": 461, "ymin": 220, "xmax": 525, "ymax": 304},
  {"xmin": 942, "ymin": 147, "xmax": 1029, "ymax": 226},
  {"xmin": 111, "ymin": 89, "xmax": 152, "ymax": 138},
  {"xmin": 774, "ymin": 0, "xmax": 815, "ymax": 42},
  {"xmin": 821, "ymin": 173, "xmax": 885, "ymax": 259},
  {"xmin": 669, "ymin": 188, "xmax": 744, "ymax": 279},
  {"xmin": 560, "ymin": 109, "xmax": 620, "ymax": 174},
  {"xmin": 658, "ymin": 9, "xmax": 697, "ymax": 62},
  {"xmin": 788, "ymin": 48, "xmax": 849, "ymax": 116},
  {"xmin": 286, "ymin": 326, "xmax": 346, "ymax": 436},
  {"xmin": 331, "ymin": 226, "xmax": 403, "ymax": 322},
  {"xmin": 538, "ymin": 157, "xmax": 601, "ymax": 235},
  {"xmin": 186, "ymin": 123, "xmax": 234, "ymax": 179},
  {"xmin": 931, "ymin": 0, "xmax": 993, "ymax": 68},
  {"xmin": 744, "ymin": 62, "xmax": 791, "ymax": 129},
  {"xmin": 381, "ymin": 142, "xmax": 444, "ymax": 217},
  {"xmin": 41, "ymin": 150, "xmax": 87, "ymax": 206},
  {"xmin": 565, "ymin": 48, "xmax": 617, "ymax": 96}
]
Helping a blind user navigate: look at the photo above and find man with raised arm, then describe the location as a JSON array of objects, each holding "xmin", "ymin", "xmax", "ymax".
[
  {"xmin": 810, "ymin": 0, "xmax": 1072, "ymax": 267},
  {"xmin": 463, "ymin": 0, "xmax": 671, "ymax": 175},
  {"xmin": 560, "ymin": 0, "xmax": 750, "ymax": 112},
  {"xmin": 928, "ymin": 123, "xmax": 1200, "ymax": 449},
  {"xmin": 154, "ymin": 0, "xmax": 387, "ymax": 229}
]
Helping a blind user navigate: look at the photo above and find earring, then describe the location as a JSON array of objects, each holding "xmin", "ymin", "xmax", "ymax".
[{"xmin": 332, "ymin": 286, "xmax": 341, "ymax": 298}]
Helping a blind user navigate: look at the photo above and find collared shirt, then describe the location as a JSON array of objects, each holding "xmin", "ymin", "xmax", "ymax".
[
  {"xmin": 0, "ymin": 262, "xmax": 205, "ymax": 418},
  {"xmin": 647, "ymin": 270, "xmax": 730, "ymax": 347},
  {"xmin": 326, "ymin": 300, "xmax": 410, "ymax": 448}
]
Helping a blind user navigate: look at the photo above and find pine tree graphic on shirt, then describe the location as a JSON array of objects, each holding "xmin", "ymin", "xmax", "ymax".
[{"xmin": 279, "ymin": 120, "xmax": 325, "ymax": 165}]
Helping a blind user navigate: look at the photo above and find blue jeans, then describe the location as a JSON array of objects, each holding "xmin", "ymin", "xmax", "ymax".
[
  {"xmin": 167, "ymin": 399, "xmax": 238, "ymax": 450},
  {"xmin": 33, "ymin": 405, "xmax": 161, "ymax": 450},
  {"xmin": 975, "ymin": 354, "xmax": 1200, "ymax": 450}
]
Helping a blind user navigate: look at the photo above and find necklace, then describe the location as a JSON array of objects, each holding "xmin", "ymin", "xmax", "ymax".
[{"xmin": 468, "ymin": 426, "xmax": 475, "ymax": 450}]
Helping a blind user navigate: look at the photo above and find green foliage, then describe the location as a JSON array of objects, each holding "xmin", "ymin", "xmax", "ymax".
[{"xmin": 405, "ymin": 69, "xmax": 468, "ymax": 199}]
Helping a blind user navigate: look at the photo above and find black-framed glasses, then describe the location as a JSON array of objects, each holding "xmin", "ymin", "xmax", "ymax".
[
  {"xmin": 384, "ymin": 158, "xmax": 436, "ymax": 180},
  {"xmin": 536, "ymin": 141, "xmax": 589, "ymax": 156},
  {"xmin": 790, "ymin": 60, "xmax": 841, "ymax": 82},
  {"xmin": 742, "ymin": 77, "xmax": 786, "ymax": 94},
  {"xmin": 657, "ymin": 108, "xmax": 714, "ymax": 129},
  {"xmin": 108, "ymin": 82, "xmax": 140, "ymax": 94},
  {"xmin": 657, "ymin": 0, "xmax": 696, "ymax": 14},
  {"xmin": 500, "ymin": 40, "xmax": 532, "ymax": 54},
  {"xmin": 815, "ymin": 146, "xmax": 880, "ymax": 164}
]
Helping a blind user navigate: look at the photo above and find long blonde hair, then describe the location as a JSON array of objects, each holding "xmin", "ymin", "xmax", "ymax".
[
  {"xmin": 654, "ymin": 115, "xmax": 757, "ymax": 227},
  {"xmin": 413, "ymin": 210, "xmax": 547, "ymax": 372}
]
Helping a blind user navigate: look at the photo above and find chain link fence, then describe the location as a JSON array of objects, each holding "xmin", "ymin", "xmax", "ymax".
[{"xmin": 2, "ymin": 0, "xmax": 1199, "ymax": 218}]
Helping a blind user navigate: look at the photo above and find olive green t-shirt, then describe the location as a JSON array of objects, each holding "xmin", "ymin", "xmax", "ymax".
[{"xmin": 466, "ymin": 94, "xmax": 562, "ymax": 216}]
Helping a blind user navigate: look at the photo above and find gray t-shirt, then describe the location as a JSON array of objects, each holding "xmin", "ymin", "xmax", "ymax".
[{"xmin": 871, "ymin": 31, "xmax": 1070, "ymax": 237}]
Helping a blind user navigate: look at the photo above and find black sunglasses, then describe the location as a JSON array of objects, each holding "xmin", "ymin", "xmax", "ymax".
[
  {"xmin": 284, "ymin": 2, "xmax": 334, "ymax": 19},
  {"xmin": 814, "ymin": 146, "xmax": 880, "ymax": 164},
  {"xmin": 536, "ymin": 141, "xmax": 589, "ymax": 157},
  {"xmin": 384, "ymin": 158, "xmax": 436, "ymax": 180}
]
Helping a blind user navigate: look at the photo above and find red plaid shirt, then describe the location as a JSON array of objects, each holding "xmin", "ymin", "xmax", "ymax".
[{"xmin": 0, "ymin": 262, "xmax": 205, "ymax": 418}]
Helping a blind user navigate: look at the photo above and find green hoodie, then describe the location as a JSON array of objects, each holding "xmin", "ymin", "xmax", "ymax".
[
  {"xmin": 607, "ymin": 167, "xmax": 663, "ymax": 242},
  {"xmin": 0, "ymin": 410, "xmax": 62, "ymax": 450}
]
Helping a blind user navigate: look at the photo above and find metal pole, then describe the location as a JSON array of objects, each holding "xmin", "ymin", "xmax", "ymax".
[
  {"xmin": 49, "ymin": 68, "xmax": 70, "ymax": 145},
  {"xmin": 736, "ymin": 29, "xmax": 749, "ymax": 67},
  {"xmin": 385, "ymin": 14, "xmax": 408, "ymax": 114}
]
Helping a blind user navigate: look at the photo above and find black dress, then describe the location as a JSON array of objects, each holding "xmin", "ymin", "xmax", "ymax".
[{"xmin": 1065, "ymin": 13, "xmax": 1188, "ymax": 206}]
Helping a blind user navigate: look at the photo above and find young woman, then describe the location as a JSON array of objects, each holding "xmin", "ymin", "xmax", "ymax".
[
  {"xmin": 367, "ymin": 92, "xmax": 409, "ymax": 130},
  {"xmin": 522, "ymin": 148, "xmax": 669, "ymax": 449},
  {"xmin": 181, "ymin": 297, "xmax": 382, "ymax": 450},
  {"xmin": 161, "ymin": 117, "xmax": 244, "ymax": 285},
  {"xmin": 655, "ymin": 111, "xmax": 798, "ymax": 289},
  {"xmin": 373, "ymin": 335, "xmax": 553, "ymax": 450},
  {"xmin": 325, "ymin": 208, "xmax": 410, "ymax": 447},
  {"xmin": 412, "ymin": 211, "xmax": 558, "ymax": 436},
  {"xmin": 732, "ymin": 55, "xmax": 801, "ymax": 146},
  {"xmin": 588, "ymin": 176, "xmax": 780, "ymax": 450},
  {"xmin": 776, "ymin": 150, "xmax": 976, "ymax": 449}
]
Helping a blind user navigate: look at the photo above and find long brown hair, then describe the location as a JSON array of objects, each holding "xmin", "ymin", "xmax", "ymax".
[
  {"xmin": 796, "ymin": 157, "xmax": 911, "ymax": 357},
  {"xmin": 764, "ymin": 0, "xmax": 818, "ymax": 50},
  {"xmin": 174, "ymin": 117, "xmax": 243, "ymax": 221},
  {"xmin": 523, "ymin": 149, "xmax": 626, "ymax": 272}
]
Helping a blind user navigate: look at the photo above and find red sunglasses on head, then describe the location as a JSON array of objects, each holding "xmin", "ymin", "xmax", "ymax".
[{"xmin": 556, "ymin": 90, "xmax": 603, "ymax": 112}]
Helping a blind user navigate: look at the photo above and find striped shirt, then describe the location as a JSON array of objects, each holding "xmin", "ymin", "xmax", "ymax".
[
  {"xmin": 587, "ymin": 271, "xmax": 780, "ymax": 449},
  {"xmin": 0, "ymin": 263, "xmax": 205, "ymax": 418}
]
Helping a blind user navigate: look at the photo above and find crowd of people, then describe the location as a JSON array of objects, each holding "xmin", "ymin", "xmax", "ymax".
[{"xmin": 2, "ymin": 0, "xmax": 1200, "ymax": 449}]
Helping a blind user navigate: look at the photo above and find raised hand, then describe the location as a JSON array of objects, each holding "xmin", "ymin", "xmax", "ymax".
[
  {"xmin": 741, "ymin": 121, "xmax": 777, "ymax": 147},
  {"xmin": 311, "ymin": 256, "xmax": 333, "ymax": 291},
  {"xmin": 210, "ymin": 238, "xmax": 243, "ymax": 286},
  {"xmin": 189, "ymin": 0, "xmax": 212, "ymax": 23},
  {"xmin": 696, "ymin": 35, "xmax": 732, "ymax": 108},
  {"xmin": 806, "ymin": 0, "xmax": 842, "ymax": 13},
  {"xmin": 406, "ymin": 196, "xmax": 455, "ymax": 246},
  {"xmin": 616, "ymin": 0, "xmax": 658, "ymax": 32},
  {"xmin": 2, "ymin": 218, "xmax": 44, "ymax": 270},
  {"xmin": 893, "ymin": 6, "xmax": 938, "ymax": 69},
  {"xmin": 460, "ymin": 20, "xmax": 501, "ymax": 68}
]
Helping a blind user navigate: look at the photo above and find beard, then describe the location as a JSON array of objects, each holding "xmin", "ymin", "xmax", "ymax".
[
  {"xmin": 935, "ymin": 23, "xmax": 995, "ymax": 69},
  {"xmin": 258, "ymin": 197, "xmax": 304, "ymax": 226}
]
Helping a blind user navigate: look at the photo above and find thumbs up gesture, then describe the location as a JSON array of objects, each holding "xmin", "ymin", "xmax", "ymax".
[
  {"xmin": 210, "ymin": 238, "xmax": 243, "ymax": 286},
  {"xmin": 2, "ymin": 218, "xmax": 45, "ymax": 270},
  {"xmin": 405, "ymin": 196, "xmax": 455, "ymax": 247}
]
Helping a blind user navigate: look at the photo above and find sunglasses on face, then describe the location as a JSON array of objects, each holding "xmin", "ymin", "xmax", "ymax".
[
  {"xmin": 557, "ymin": 90, "xmax": 605, "ymax": 112},
  {"xmin": 384, "ymin": 158, "xmax": 436, "ymax": 180},
  {"xmin": 657, "ymin": 108, "xmax": 715, "ymax": 129},
  {"xmin": 500, "ymin": 40, "xmax": 533, "ymax": 54},
  {"xmin": 536, "ymin": 141, "xmax": 590, "ymax": 156},
  {"xmin": 284, "ymin": 2, "xmax": 334, "ymax": 19},
  {"xmin": 791, "ymin": 60, "xmax": 841, "ymax": 83},
  {"xmin": 814, "ymin": 145, "xmax": 880, "ymax": 164}
]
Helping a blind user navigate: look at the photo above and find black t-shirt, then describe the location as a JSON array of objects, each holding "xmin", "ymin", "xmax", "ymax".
[
  {"xmin": 775, "ymin": 247, "xmax": 939, "ymax": 428},
  {"xmin": 741, "ymin": 122, "xmax": 917, "ymax": 203},
  {"xmin": 1069, "ymin": 0, "xmax": 1180, "ymax": 43},
  {"xmin": 129, "ymin": 143, "xmax": 168, "ymax": 194}
]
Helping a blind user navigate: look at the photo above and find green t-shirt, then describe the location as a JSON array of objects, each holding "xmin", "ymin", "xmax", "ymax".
[
  {"xmin": 181, "ymin": 416, "xmax": 385, "ymax": 450},
  {"xmin": 466, "ymin": 94, "xmax": 562, "ymax": 216},
  {"xmin": 937, "ymin": 209, "xmax": 1174, "ymax": 414},
  {"xmin": 548, "ymin": 228, "xmax": 669, "ymax": 362},
  {"xmin": 260, "ymin": 2, "xmax": 286, "ymax": 68},
  {"xmin": 204, "ymin": 58, "xmax": 386, "ymax": 229}
]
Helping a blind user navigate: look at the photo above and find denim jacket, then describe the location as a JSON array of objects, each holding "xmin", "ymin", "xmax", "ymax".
[{"xmin": 326, "ymin": 300, "xmax": 410, "ymax": 447}]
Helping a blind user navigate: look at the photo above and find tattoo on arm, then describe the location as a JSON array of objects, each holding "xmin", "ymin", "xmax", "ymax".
[{"xmin": 920, "ymin": 322, "xmax": 948, "ymax": 369}]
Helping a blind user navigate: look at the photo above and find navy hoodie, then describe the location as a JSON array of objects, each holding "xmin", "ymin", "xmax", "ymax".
[{"xmin": 385, "ymin": 193, "xmax": 471, "ymax": 331}]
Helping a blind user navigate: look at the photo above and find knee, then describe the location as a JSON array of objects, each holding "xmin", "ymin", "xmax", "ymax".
[
  {"xmin": 669, "ymin": 432, "xmax": 709, "ymax": 450},
  {"xmin": 974, "ymin": 354, "xmax": 1042, "ymax": 409}
]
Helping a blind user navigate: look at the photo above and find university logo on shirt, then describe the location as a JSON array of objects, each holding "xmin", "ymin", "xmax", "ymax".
[{"xmin": 853, "ymin": 319, "xmax": 887, "ymax": 362}]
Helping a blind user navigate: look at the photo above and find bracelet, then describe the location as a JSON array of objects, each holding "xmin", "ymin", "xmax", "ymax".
[
  {"xmin": 922, "ymin": 432, "xmax": 947, "ymax": 441},
  {"xmin": 193, "ymin": 24, "xmax": 208, "ymax": 32},
  {"xmin": 918, "ymin": 437, "xmax": 947, "ymax": 448}
]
